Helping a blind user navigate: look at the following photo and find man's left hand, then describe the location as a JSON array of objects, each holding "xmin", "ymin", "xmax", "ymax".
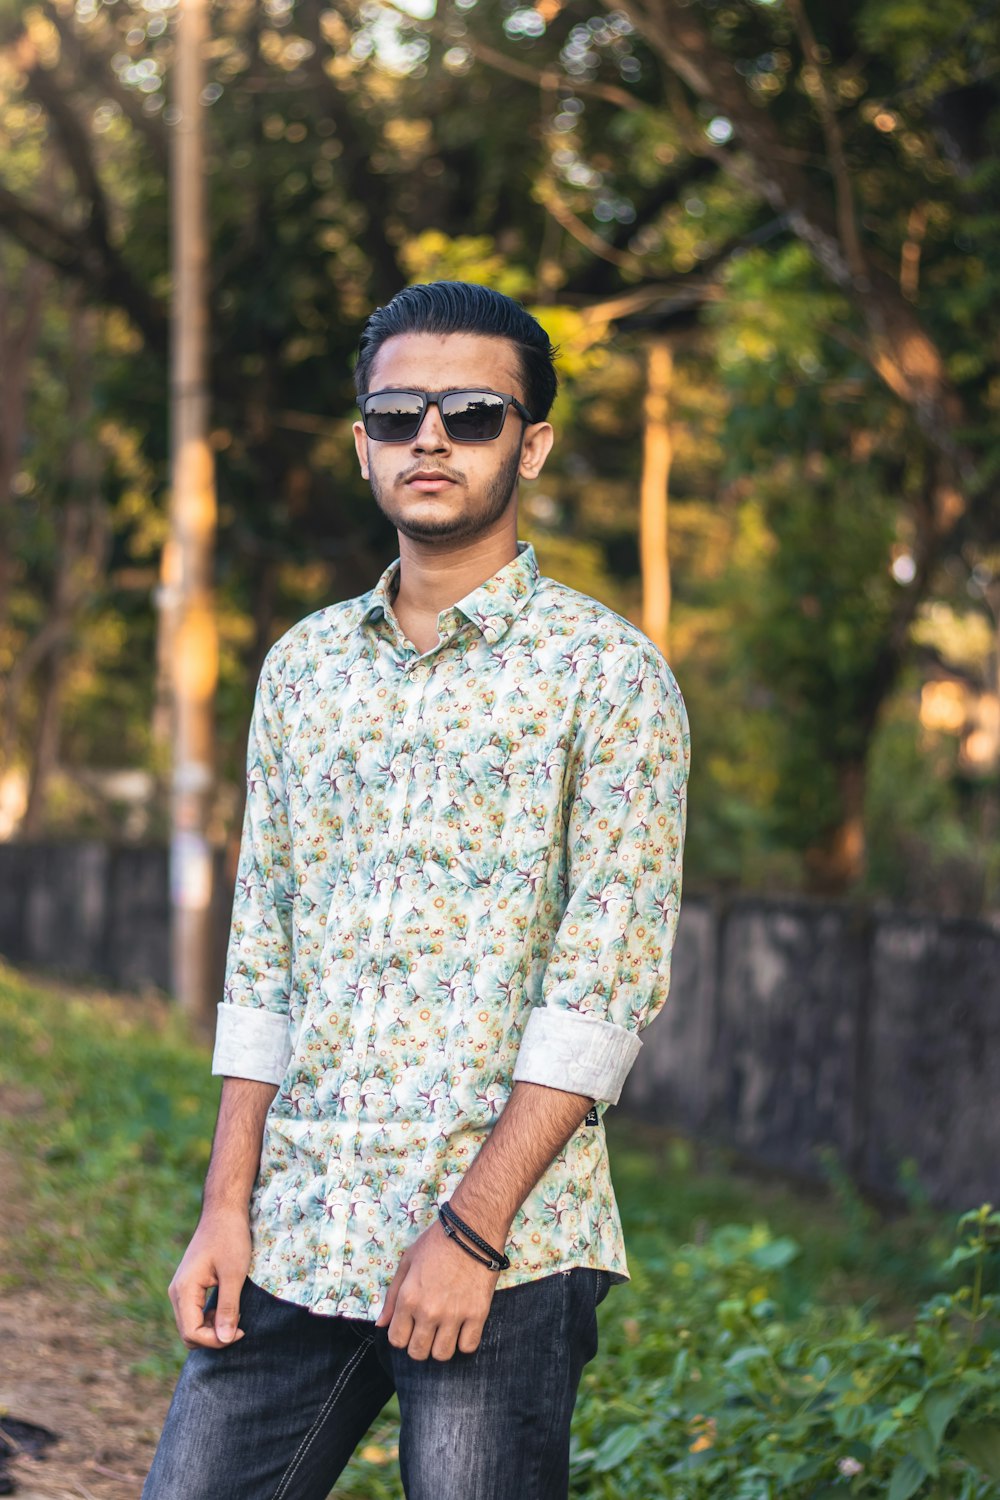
[{"xmin": 375, "ymin": 1217, "xmax": 501, "ymax": 1361}]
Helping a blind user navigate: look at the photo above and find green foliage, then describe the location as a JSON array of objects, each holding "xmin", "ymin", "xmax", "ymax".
[
  {"xmin": 2, "ymin": 0, "xmax": 1000, "ymax": 903},
  {"xmin": 1, "ymin": 968, "xmax": 998, "ymax": 1498},
  {"xmin": 0, "ymin": 965, "xmax": 217, "ymax": 1374},
  {"xmin": 570, "ymin": 1205, "xmax": 1000, "ymax": 1498}
]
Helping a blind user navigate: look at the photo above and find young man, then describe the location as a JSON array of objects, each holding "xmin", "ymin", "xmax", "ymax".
[{"xmin": 143, "ymin": 282, "xmax": 690, "ymax": 1500}]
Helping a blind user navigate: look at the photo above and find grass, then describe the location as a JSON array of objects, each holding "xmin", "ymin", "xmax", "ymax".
[{"xmin": 0, "ymin": 961, "xmax": 994, "ymax": 1498}]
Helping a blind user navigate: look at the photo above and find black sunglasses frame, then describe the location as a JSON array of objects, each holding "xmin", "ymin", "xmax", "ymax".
[{"xmin": 357, "ymin": 388, "xmax": 535, "ymax": 443}]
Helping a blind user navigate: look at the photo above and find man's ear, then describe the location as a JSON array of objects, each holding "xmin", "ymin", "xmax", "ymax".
[
  {"xmin": 518, "ymin": 421, "xmax": 554, "ymax": 482},
  {"xmin": 353, "ymin": 420, "xmax": 370, "ymax": 480}
]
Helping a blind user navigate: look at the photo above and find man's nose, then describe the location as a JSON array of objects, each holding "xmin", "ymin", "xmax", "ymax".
[{"xmin": 412, "ymin": 403, "xmax": 450, "ymax": 451}]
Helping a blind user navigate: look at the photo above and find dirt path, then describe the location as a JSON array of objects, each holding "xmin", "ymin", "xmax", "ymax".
[{"xmin": 0, "ymin": 1088, "xmax": 173, "ymax": 1500}]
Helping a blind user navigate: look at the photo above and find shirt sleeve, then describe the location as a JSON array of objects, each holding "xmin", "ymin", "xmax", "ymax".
[
  {"xmin": 512, "ymin": 654, "xmax": 690, "ymax": 1105},
  {"xmin": 212, "ymin": 645, "xmax": 295, "ymax": 1086}
]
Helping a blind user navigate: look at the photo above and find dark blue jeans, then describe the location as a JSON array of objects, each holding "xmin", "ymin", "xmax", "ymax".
[{"xmin": 142, "ymin": 1269, "xmax": 610, "ymax": 1500}]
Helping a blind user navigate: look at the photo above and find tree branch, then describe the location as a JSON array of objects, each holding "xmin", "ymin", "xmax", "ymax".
[
  {"xmin": 297, "ymin": 0, "xmax": 404, "ymax": 301},
  {"xmin": 22, "ymin": 51, "xmax": 113, "ymax": 252},
  {"xmin": 39, "ymin": 0, "xmax": 169, "ymax": 175},
  {"xmin": 785, "ymin": 0, "xmax": 865, "ymax": 281},
  {"xmin": 605, "ymin": 0, "xmax": 974, "ymax": 489},
  {"xmin": 0, "ymin": 183, "xmax": 168, "ymax": 353},
  {"xmin": 1, "ymin": 20, "xmax": 168, "ymax": 351},
  {"xmin": 535, "ymin": 176, "xmax": 646, "ymax": 272},
  {"xmin": 380, "ymin": 0, "xmax": 644, "ymax": 113}
]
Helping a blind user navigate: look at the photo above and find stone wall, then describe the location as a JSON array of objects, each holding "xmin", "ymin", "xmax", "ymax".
[
  {"xmin": 623, "ymin": 895, "xmax": 1000, "ymax": 1210},
  {"xmin": 2, "ymin": 842, "xmax": 997, "ymax": 1209},
  {"xmin": 0, "ymin": 841, "xmax": 228, "ymax": 995}
]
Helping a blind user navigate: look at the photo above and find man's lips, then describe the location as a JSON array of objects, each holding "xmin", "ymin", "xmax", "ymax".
[{"xmin": 404, "ymin": 471, "xmax": 460, "ymax": 493}]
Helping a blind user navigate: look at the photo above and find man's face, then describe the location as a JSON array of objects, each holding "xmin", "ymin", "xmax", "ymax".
[{"xmin": 353, "ymin": 331, "xmax": 553, "ymax": 545}]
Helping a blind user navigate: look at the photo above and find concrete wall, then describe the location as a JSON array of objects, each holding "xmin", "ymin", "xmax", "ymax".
[
  {"xmin": 616, "ymin": 895, "xmax": 1000, "ymax": 1211},
  {"xmin": 1, "ymin": 842, "xmax": 997, "ymax": 1209},
  {"xmin": 0, "ymin": 841, "xmax": 228, "ymax": 995}
]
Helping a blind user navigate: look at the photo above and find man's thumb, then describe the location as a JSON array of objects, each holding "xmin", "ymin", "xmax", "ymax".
[{"xmin": 215, "ymin": 1274, "xmax": 245, "ymax": 1342}]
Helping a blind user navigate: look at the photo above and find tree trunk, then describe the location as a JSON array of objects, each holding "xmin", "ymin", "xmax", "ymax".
[
  {"xmin": 0, "ymin": 255, "xmax": 49, "ymax": 657},
  {"xmin": 169, "ymin": 0, "xmax": 219, "ymax": 1028},
  {"xmin": 12, "ymin": 296, "xmax": 108, "ymax": 833},
  {"xmin": 640, "ymin": 335, "xmax": 673, "ymax": 657},
  {"xmin": 803, "ymin": 758, "xmax": 868, "ymax": 894},
  {"xmin": 21, "ymin": 622, "xmax": 68, "ymax": 837}
]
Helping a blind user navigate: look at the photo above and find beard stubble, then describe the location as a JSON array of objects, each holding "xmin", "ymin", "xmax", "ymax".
[{"xmin": 369, "ymin": 440, "xmax": 523, "ymax": 544}]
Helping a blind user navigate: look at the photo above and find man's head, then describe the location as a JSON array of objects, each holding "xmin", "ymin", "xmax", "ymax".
[{"xmin": 353, "ymin": 282, "xmax": 557, "ymax": 545}]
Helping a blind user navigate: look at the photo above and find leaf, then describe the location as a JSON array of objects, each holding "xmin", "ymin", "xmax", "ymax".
[
  {"xmin": 921, "ymin": 1386, "xmax": 967, "ymax": 1449},
  {"xmin": 872, "ymin": 1416, "xmax": 902, "ymax": 1450},
  {"xmin": 671, "ymin": 1348, "xmax": 689, "ymax": 1388},
  {"xmin": 724, "ymin": 1344, "xmax": 770, "ymax": 1369},
  {"xmin": 888, "ymin": 1453, "xmax": 928, "ymax": 1500},
  {"xmin": 953, "ymin": 1423, "xmax": 1000, "ymax": 1481},
  {"xmin": 911, "ymin": 1424, "xmax": 939, "ymax": 1478},
  {"xmin": 593, "ymin": 1424, "xmax": 645, "ymax": 1473},
  {"xmin": 895, "ymin": 1392, "xmax": 924, "ymax": 1417},
  {"xmin": 940, "ymin": 1245, "xmax": 982, "ymax": 1272},
  {"xmin": 748, "ymin": 1236, "xmax": 800, "ymax": 1270}
]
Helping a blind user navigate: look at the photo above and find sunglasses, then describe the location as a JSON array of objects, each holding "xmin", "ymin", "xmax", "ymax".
[{"xmin": 358, "ymin": 388, "xmax": 534, "ymax": 444}]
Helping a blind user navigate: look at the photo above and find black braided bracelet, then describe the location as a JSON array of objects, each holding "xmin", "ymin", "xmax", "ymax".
[{"xmin": 437, "ymin": 1201, "xmax": 511, "ymax": 1272}]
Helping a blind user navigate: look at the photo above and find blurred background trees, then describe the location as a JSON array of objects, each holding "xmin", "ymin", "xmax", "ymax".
[{"xmin": 0, "ymin": 0, "xmax": 997, "ymax": 912}]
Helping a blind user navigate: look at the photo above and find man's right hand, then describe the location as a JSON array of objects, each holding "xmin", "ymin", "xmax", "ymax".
[{"xmin": 168, "ymin": 1208, "xmax": 252, "ymax": 1350}]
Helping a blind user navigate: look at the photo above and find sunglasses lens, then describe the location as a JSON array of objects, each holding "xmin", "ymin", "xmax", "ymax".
[
  {"xmin": 363, "ymin": 392, "xmax": 425, "ymax": 441},
  {"xmin": 441, "ymin": 391, "xmax": 506, "ymax": 441}
]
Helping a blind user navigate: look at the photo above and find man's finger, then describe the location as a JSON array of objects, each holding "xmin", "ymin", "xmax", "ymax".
[
  {"xmin": 430, "ymin": 1323, "xmax": 461, "ymax": 1362},
  {"xmin": 398, "ymin": 1295, "xmax": 440, "ymax": 1361},
  {"xmin": 387, "ymin": 1297, "xmax": 417, "ymax": 1351},
  {"xmin": 214, "ymin": 1267, "xmax": 246, "ymax": 1344},
  {"xmin": 457, "ymin": 1317, "xmax": 485, "ymax": 1355},
  {"xmin": 403, "ymin": 1318, "xmax": 435, "ymax": 1361},
  {"xmin": 174, "ymin": 1274, "xmax": 215, "ymax": 1344},
  {"xmin": 376, "ymin": 1263, "xmax": 406, "ymax": 1328},
  {"xmin": 183, "ymin": 1326, "xmax": 246, "ymax": 1351}
]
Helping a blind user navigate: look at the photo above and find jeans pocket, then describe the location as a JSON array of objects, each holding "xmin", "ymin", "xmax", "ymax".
[
  {"xmin": 593, "ymin": 1269, "xmax": 611, "ymax": 1307},
  {"xmin": 345, "ymin": 1318, "xmax": 379, "ymax": 1347}
]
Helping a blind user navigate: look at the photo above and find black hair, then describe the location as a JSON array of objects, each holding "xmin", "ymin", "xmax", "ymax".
[{"xmin": 354, "ymin": 281, "xmax": 559, "ymax": 423}]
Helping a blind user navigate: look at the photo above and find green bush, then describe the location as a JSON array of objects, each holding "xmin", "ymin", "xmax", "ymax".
[
  {"xmin": 570, "ymin": 1209, "xmax": 1000, "ymax": 1499},
  {"xmin": 1, "ymin": 964, "xmax": 997, "ymax": 1498}
]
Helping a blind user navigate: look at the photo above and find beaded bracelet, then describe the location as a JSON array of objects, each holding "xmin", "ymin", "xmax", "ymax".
[{"xmin": 437, "ymin": 1201, "xmax": 511, "ymax": 1272}]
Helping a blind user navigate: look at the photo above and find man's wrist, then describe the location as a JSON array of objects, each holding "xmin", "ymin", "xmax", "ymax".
[
  {"xmin": 446, "ymin": 1190, "xmax": 513, "ymax": 1250},
  {"xmin": 438, "ymin": 1202, "xmax": 511, "ymax": 1270},
  {"xmin": 200, "ymin": 1197, "xmax": 252, "ymax": 1222}
]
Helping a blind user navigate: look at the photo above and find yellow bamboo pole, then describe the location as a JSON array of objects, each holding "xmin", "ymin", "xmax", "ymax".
[
  {"xmin": 640, "ymin": 335, "xmax": 673, "ymax": 657},
  {"xmin": 168, "ymin": 0, "xmax": 218, "ymax": 1025}
]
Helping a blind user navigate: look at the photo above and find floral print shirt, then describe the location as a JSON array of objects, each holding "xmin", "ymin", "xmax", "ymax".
[{"xmin": 213, "ymin": 542, "xmax": 690, "ymax": 1318}]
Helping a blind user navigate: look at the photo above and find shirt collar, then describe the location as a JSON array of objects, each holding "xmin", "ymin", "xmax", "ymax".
[{"xmin": 358, "ymin": 541, "xmax": 541, "ymax": 646}]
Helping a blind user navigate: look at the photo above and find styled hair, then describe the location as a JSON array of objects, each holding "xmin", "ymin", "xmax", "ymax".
[{"xmin": 354, "ymin": 281, "xmax": 559, "ymax": 423}]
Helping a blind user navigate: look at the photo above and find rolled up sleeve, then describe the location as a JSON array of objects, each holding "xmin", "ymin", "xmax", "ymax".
[
  {"xmin": 212, "ymin": 645, "xmax": 295, "ymax": 1085},
  {"xmin": 512, "ymin": 655, "xmax": 690, "ymax": 1104}
]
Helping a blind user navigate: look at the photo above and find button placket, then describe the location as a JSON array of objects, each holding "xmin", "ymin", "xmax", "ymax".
[{"xmin": 340, "ymin": 653, "xmax": 429, "ymax": 1280}]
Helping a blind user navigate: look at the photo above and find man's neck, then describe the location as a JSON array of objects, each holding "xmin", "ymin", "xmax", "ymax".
[{"xmin": 391, "ymin": 526, "xmax": 519, "ymax": 653}]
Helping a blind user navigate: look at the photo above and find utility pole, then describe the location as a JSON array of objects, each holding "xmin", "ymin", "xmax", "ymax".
[
  {"xmin": 167, "ymin": 0, "xmax": 218, "ymax": 1026},
  {"xmin": 640, "ymin": 334, "xmax": 673, "ymax": 658}
]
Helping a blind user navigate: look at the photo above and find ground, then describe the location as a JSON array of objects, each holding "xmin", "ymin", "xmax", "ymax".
[{"xmin": 0, "ymin": 1087, "xmax": 172, "ymax": 1500}]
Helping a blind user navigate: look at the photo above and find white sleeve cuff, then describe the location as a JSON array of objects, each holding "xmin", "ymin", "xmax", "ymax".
[
  {"xmin": 512, "ymin": 1007, "xmax": 642, "ymax": 1105},
  {"xmin": 211, "ymin": 1002, "xmax": 292, "ymax": 1085}
]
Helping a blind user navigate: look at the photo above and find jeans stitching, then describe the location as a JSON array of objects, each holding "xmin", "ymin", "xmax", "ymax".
[{"xmin": 269, "ymin": 1338, "xmax": 370, "ymax": 1500}]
